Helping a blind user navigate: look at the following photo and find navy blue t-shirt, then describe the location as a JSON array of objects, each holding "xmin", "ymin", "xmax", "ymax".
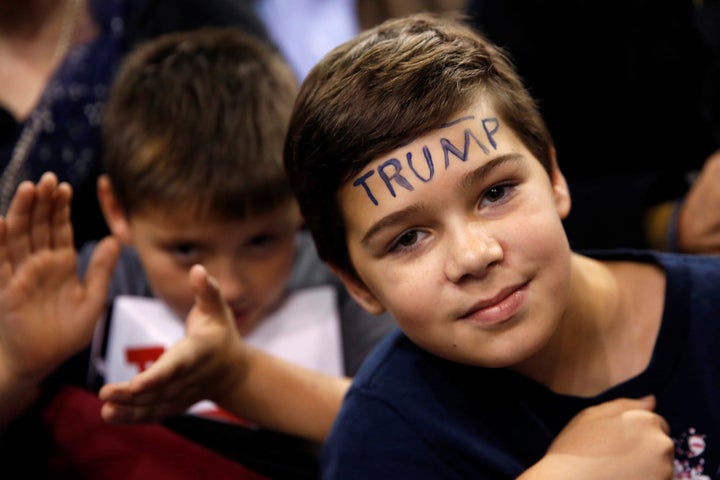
[{"xmin": 323, "ymin": 250, "xmax": 720, "ymax": 479}]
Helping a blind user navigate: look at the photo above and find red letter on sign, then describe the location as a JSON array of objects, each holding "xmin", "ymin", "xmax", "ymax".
[{"xmin": 126, "ymin": 346, "xmax": 165, "ymax": 373}]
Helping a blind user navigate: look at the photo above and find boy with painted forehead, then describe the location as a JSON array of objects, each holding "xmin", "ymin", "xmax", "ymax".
[{"xmin": 283, "ymin": 12, "xmax": 720, "ymax": 479}]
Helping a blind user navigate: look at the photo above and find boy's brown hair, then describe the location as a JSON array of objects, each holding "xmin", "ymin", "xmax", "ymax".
[
  {"xmin": 103, "ymin": 27, "xmax": 298, "ymax": 220},
  {"xmin": 284, "ymin": 13, "xmax": 554, "ymax": 276}
]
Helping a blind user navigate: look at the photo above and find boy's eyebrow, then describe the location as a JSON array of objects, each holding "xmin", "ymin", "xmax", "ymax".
[
  {"xmin": 360, "ymin": 153, "xmax": 524, "ymax": 246},
  {"xmin": 360, "ymin": 203, "xmax": 430, "ymax": 247},
  {"xmin": 458, "ymin": 153, "xmax": 523, "ymax": 191}
]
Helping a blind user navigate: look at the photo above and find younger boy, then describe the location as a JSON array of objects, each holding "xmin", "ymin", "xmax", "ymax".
[
  {"xmin": 0, "ymin": 26, "xmax": 394, "ymax": 477},
  {"xmin": 279, "ymin": 12, "xmax": 719, "ymax": 479}
]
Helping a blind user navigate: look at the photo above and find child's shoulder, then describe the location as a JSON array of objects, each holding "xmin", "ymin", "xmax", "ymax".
[
  {"xmin": 641, "ymin": 249, "xmax": 720, "ymax": 282},
  {"xmin": 587, "ymin": 248, "xmax": 720, "ymax": 297},
  {"xmin": 583, "ymin": 248, "xmax": 720, "ymax": 272}
]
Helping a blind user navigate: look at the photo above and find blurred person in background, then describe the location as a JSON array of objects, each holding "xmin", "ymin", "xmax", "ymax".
[
  {"xmin": 0, "ymin": 0, "xmax": 270, "ymax": 248},
  {"xmin": 254, "ymin": 0, "xmax": 465, "ymax": 81}
]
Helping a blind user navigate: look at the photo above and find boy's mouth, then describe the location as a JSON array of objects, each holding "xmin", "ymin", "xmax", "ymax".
[
  {"xmin": 231, "ymin": 308, "xmax": 250, "ymax": 327},
  {"xmin": 459, "ymin": 282, "xmax": 529, "ymax": 327}
]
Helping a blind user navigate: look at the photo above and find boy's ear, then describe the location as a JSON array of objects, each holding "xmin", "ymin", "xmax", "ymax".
[
  {"xmin": 549, "ymin": 147, "xmax": 571, "ymax": 219},
  {"xmin": 330, "ymin": 265, "xmax": 386, "ymax": 316},
  {"xmin": 96, "ymin": 174, "xmax": 132, "ymax": 244}
]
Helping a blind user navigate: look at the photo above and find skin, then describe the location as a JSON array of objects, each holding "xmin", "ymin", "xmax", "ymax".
[
  {"xmin": 520, "ymin": 395, "xmax": 673, "ymax": 479},
  {"xmin": 0, "ymin": 173, "xmax": 119, "ymax": 427},
  {"xmin": 334, "ymin": 99, "xmax": 666, "ymax": 396},
  {"xmin": 97, "ymin": 175, "xmax": 303, "ymax": 336},
  {"xmin": 337, "ymin": 104, "xmax": 571, "ymax": 372},
  {"xmin": 677, "ymin": 149, "xmax": 720, "ymax": 254}
]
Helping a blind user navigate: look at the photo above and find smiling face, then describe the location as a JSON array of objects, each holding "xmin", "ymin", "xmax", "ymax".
[{"xmin": 336, "ymin": 100, "xmax": 573, "ymax": 368}]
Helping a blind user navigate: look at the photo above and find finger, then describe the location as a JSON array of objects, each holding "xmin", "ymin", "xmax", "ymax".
[
  {"xmin": 655, "ymin": 413, "xmax": 671, "ymax": 436},
  {"xmin": 130, "ymin": 339, "xmax": 215, "ymax": 404},
  {"xmin": 49, "ymin": 180, "xmax": 74, "ymax": 249},
  {"xmin": 597, "ymin": 395, "xmax": 656, "ymax": 415},
  {"xmin": 99, "ymin": 341, "xmax": 197, "ymax": 403},
  {"xmin": 100, "ymin": 372, "xmax": 195, "ymax": 420},
  {"xmin": 101, "ymin": 401, "xmax": 141, "ymax": 424},
  {"xmin": 4, "ymin": 181, "xmax": 37, "ymax": 265},
  {"xmin": 188, "ymin": 263, "xmax": 233, "ymax": 329},
  {"xmin": 621, "ymin": 407, "xmax": 672, "ymax": 438},
  {"xmin": 82, "ymin": 235, "xmax": 121, "ymax": 315},
  {"xmin": 101, "ymin": 400, "xmax": 168, "ymax": 424},
  {"xmin": 629, "ymin": 394, "xmax": 656, "ymax": 411},
  {"xmin": 188, "ymin": 263, "xmax": 221, "ymax": 310},
  {"xmin": 29, "ymin": 172, "xmax": 58, "ymax": 251},
  {"xmin": 98, "ymin": 381, "xmax": 170, "ymax": 405},
  {"xmin": 0, "ymin": 219, "xmax": 9, "ymax": 285},
  {"xmin": 98, "ymin": 381, "xmax": 134, "ymax": 403}
]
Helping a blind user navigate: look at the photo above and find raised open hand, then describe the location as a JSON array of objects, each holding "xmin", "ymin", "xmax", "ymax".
[{"xmin": 0, "ymin": 172, "xmax": 120, "ymax": 387}]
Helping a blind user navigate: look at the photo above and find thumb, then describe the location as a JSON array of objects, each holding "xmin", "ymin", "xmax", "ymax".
[
  {"xmin": 85, "ymin": 236, "xmax": 121, "ymax": 306},
  {"xmin": 631, "ymin": 394, "xmax": 657, "ymax": 411},
  {"xmin": 594, "ymin": 395, "xmax": 657, "ymax": 417},
  {"xmin": 187, "ymin": 263, "xmax": 228, "ymax": 321}
]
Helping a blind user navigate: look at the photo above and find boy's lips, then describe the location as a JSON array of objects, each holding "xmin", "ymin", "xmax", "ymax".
[{"xmin": 459, "ymin": 282, "xmax": 529, "ymax": 326}]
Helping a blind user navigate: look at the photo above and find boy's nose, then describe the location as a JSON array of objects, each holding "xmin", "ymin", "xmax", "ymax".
[
  {"xmin": 444, "ymin": 221, "xmax": 503, "ymax": 283},
  {"xmin": 211, "ymin": 268, "xmax": 249, "ymax": 305}
]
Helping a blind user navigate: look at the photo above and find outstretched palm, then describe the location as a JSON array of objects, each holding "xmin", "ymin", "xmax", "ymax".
[{"xmin": 0, "ymin": 173, "xmax": 119, "ymax": 385}]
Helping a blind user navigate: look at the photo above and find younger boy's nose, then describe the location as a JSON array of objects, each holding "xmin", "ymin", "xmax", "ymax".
[{"xmin": 211, "ymin": 268, "xmax": 249, "ymax": 305}]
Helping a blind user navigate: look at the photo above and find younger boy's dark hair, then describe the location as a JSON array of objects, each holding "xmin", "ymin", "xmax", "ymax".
[
  {"xmin": 103, "ymin": 27, "xmax": 298, "ymax": 220},
  {"xmin": 284, "ymin": 13, "xmax": 554, "ymax": 277}
]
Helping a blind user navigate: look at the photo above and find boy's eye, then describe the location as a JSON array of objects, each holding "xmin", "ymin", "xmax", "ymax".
[
  {"xmin": 248, "ymin": 233, "xmax": 279, "ymax": 248},
  {"xmin": 169, "ymin": 243, "xmax": 200, "ymax": 263},
  {"xmin": 485, "ymin": 185, "xmax": 506, "ymax": 202},
  {"xmin": 389, "ymin": 229, "xmax": 426, "ymax": 253},
  {"xmin": 397, "ymin": 231, "xmax": 418, "ymax": 247},
  {"xmin": 245, "ymin": 233, "xmax": 285, "ymax": 258},
  {"xmin": 481, "ymin": 183, "xmax": 515, "ymax": 207},
  {"xmin": 172, "ymin": 243, "xmax": 196, "ymax": 255}
]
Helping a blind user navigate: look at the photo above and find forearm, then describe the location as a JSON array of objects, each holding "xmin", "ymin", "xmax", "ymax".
[{"xmin": 218, "ymin": 346, "xmax": 350, "ymax": 443}]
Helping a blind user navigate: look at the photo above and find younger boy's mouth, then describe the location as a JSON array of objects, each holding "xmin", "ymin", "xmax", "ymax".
[{"xmin": 230, "ymin": 308, "xmax": 250, "ymax": 328}]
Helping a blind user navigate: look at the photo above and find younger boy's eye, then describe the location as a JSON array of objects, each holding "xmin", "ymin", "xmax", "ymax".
[
  {"xmin": 245, "ymin": 233, "xmax": 283, "ymax": 258},
  {"xmin": 169, "ymin": 243, "xmax": 200, "ymax": 264},
  {"xmin": 249, "ymin": 233, "xmax": 279, "ymax": 248}
]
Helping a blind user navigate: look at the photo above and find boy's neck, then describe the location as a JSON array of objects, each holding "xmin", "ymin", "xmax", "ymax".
[{"xmin": 512, "ymin": 254, "xmax": 665, "ymax": 397}]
